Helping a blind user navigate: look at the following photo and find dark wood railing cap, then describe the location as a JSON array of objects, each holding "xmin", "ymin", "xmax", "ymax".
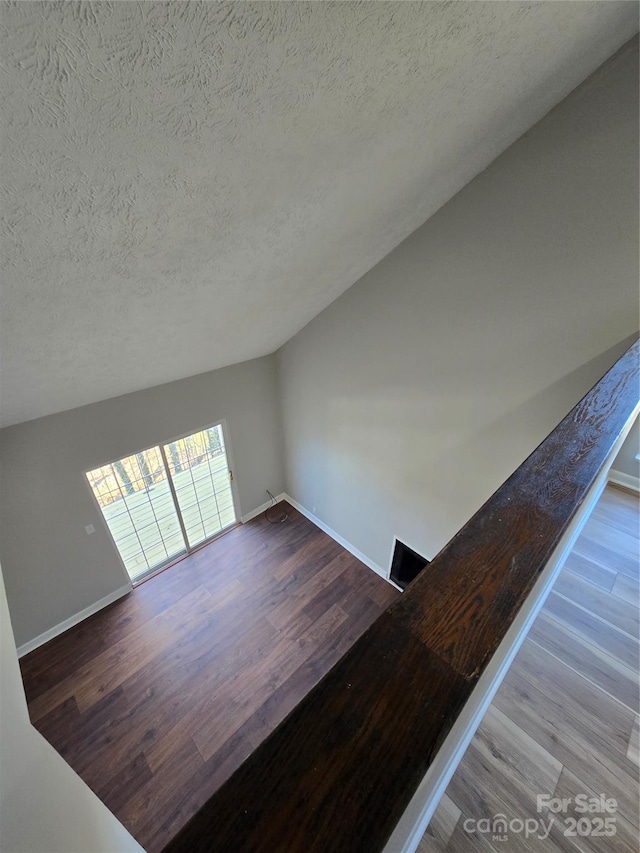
[{"xmin": 164, "ymin": 338, "xmax": 639, "ymax": 853}]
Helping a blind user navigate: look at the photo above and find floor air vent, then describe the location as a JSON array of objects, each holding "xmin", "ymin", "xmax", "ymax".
[{"xmin": 390, "ymin": 539, "xmax": 430, "ymax": 590}]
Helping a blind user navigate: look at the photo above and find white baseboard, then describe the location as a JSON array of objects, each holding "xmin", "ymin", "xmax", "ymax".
[
  {"xmin": 282, "ymin": 493, "xmax": 400, "ymax": 590},
  {"xmin": 608, "ymin": 469, "xmax": 640, "ymax": 493},
  {"xmin": 241, "ymin": 493, "xmax": 287, "ymax": 523},
  {"xmin": 17, "ymin": 583, "xmax": 132, "ymax": 658}
]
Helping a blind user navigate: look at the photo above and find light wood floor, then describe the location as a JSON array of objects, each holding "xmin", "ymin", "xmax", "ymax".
[
  {"xmin": 19, "ymin": 502, "xmax": 399, "ymax": 853},
  {"xmin": 419, "ymin": 484, "xmax": 639, "ymax": 853}
]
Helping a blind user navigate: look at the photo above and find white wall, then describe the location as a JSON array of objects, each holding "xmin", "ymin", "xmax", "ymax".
[
  {"xmin": 277, "ymin": 39, "xmax": 639, "ymax": 574},
  {"xmin": 1, "ymin": 41, "xmax": 638, "ymax": 652},
  {"xmin": 0, "ymin": 562, "xmax": 144, "ymax": 853},
  {"xmin": 611, "ymin": 415, "xmax": 640, "ymax": 480},
  {"xmin": 0, "ymin": 355, "xmax": 285, "ymax": 648}
]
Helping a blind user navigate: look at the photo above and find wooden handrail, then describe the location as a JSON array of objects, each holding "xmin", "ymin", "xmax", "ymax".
[{"xmin": 163, "ymin": 339, "xmax": 639, "ymax": 853}]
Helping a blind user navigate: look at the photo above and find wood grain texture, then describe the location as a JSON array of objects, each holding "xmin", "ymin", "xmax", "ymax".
[
  {"xmin": 20, "ymin": 502, "xmax": 398, "ymax": 853},
  {"xmin": 628, "ymin": 716, "xmax": 640, "ymax": 767},
  {"xmin": 493, "ymin": 669, "xmax": 639, "ymax": 821},
  {"xmin": 549, "ymin": 767, "xmax": 639, "ymax": 853},
  {"xmin": 423, "ymin": 482, "xmax": 640, "ymax": 851},
  {"xmin": 164, "ymin": 344, "xmax": 639, "ymax": 851},
  {"xmin": 542, "ymin": 591, "xmax": 639, "ymax": 670},
  {"xmin": 162, "ymin": 615, "xmax": 473, "ymax": 853},
  {"xmin": 19, "ymin": 344, "xmax": 639, "ymax": 853},
  {"xmin": 563, "ymin": 551, "xmax": 617, "ymax": 591},
  {"xmin": 416, "ymin": 793, "xmax": 460, "ymax": 853},
  {"xmin": 612, "ymin": 570, "xmax": 640, "ymax": 605},
  {"xmin": 391, "ymin": 340, "xmax": 640, "ymax": 679},
  {"xmin": 527, "ymin": 612, "xmax": 639, "ymax": 711}
]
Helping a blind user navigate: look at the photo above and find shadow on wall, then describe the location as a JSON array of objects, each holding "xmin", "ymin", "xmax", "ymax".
[
  {"xmin": 311, "ymin": 334, "xmax": 637, "ymax": 571},
  {"xmin": 445, "ymin": 334, "xmax": 638, "ymax": 488}
]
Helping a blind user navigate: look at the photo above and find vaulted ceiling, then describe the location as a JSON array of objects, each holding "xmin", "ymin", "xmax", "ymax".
[{"xmin": 1, "ymin": 1, "xmax": 637, "ymax": 427}]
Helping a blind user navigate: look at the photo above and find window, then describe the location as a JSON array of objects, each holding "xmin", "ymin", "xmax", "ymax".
[
  {"xmin": 164, "ymin": 424, "xmax": 236, "ymax": 548},
  {"xmin": 86, "ymin": 422, "xmax": 237, "ymax": 583}
]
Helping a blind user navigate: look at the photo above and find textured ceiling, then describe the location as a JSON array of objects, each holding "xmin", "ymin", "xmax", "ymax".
[{"xmin": 1, "ymin": 2, "xmax": 637, "ymax": 427}]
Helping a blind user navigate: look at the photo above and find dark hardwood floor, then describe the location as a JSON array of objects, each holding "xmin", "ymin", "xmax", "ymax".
[{"xmin": 19, "ymin": 501, "xmax": 399, "ymax": 852}]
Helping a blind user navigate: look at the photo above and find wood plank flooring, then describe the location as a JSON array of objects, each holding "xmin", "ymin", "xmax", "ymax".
[
  {"xmin": 19, "ymin": 501, "xmax": 399, "ymax": 853},
  {"xmin": 159, "ymin": 346, "xmax": 639, "ymax": 853},
  {"xmin": 418, "ymin": 484, "xmax": 639, "ymax": 853}
]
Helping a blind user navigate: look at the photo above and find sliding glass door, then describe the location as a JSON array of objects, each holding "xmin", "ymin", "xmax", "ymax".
[
  {"xmin": 86, "ymin": 422, "xmax": 237, "ymax": 583},
  {"xmin": 163, "ymin": 424, "xmax": 236, "ymax": 548},
  {"xmin": 86, "ymin": 446, "xmax": 186, "ymax": 582}
]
